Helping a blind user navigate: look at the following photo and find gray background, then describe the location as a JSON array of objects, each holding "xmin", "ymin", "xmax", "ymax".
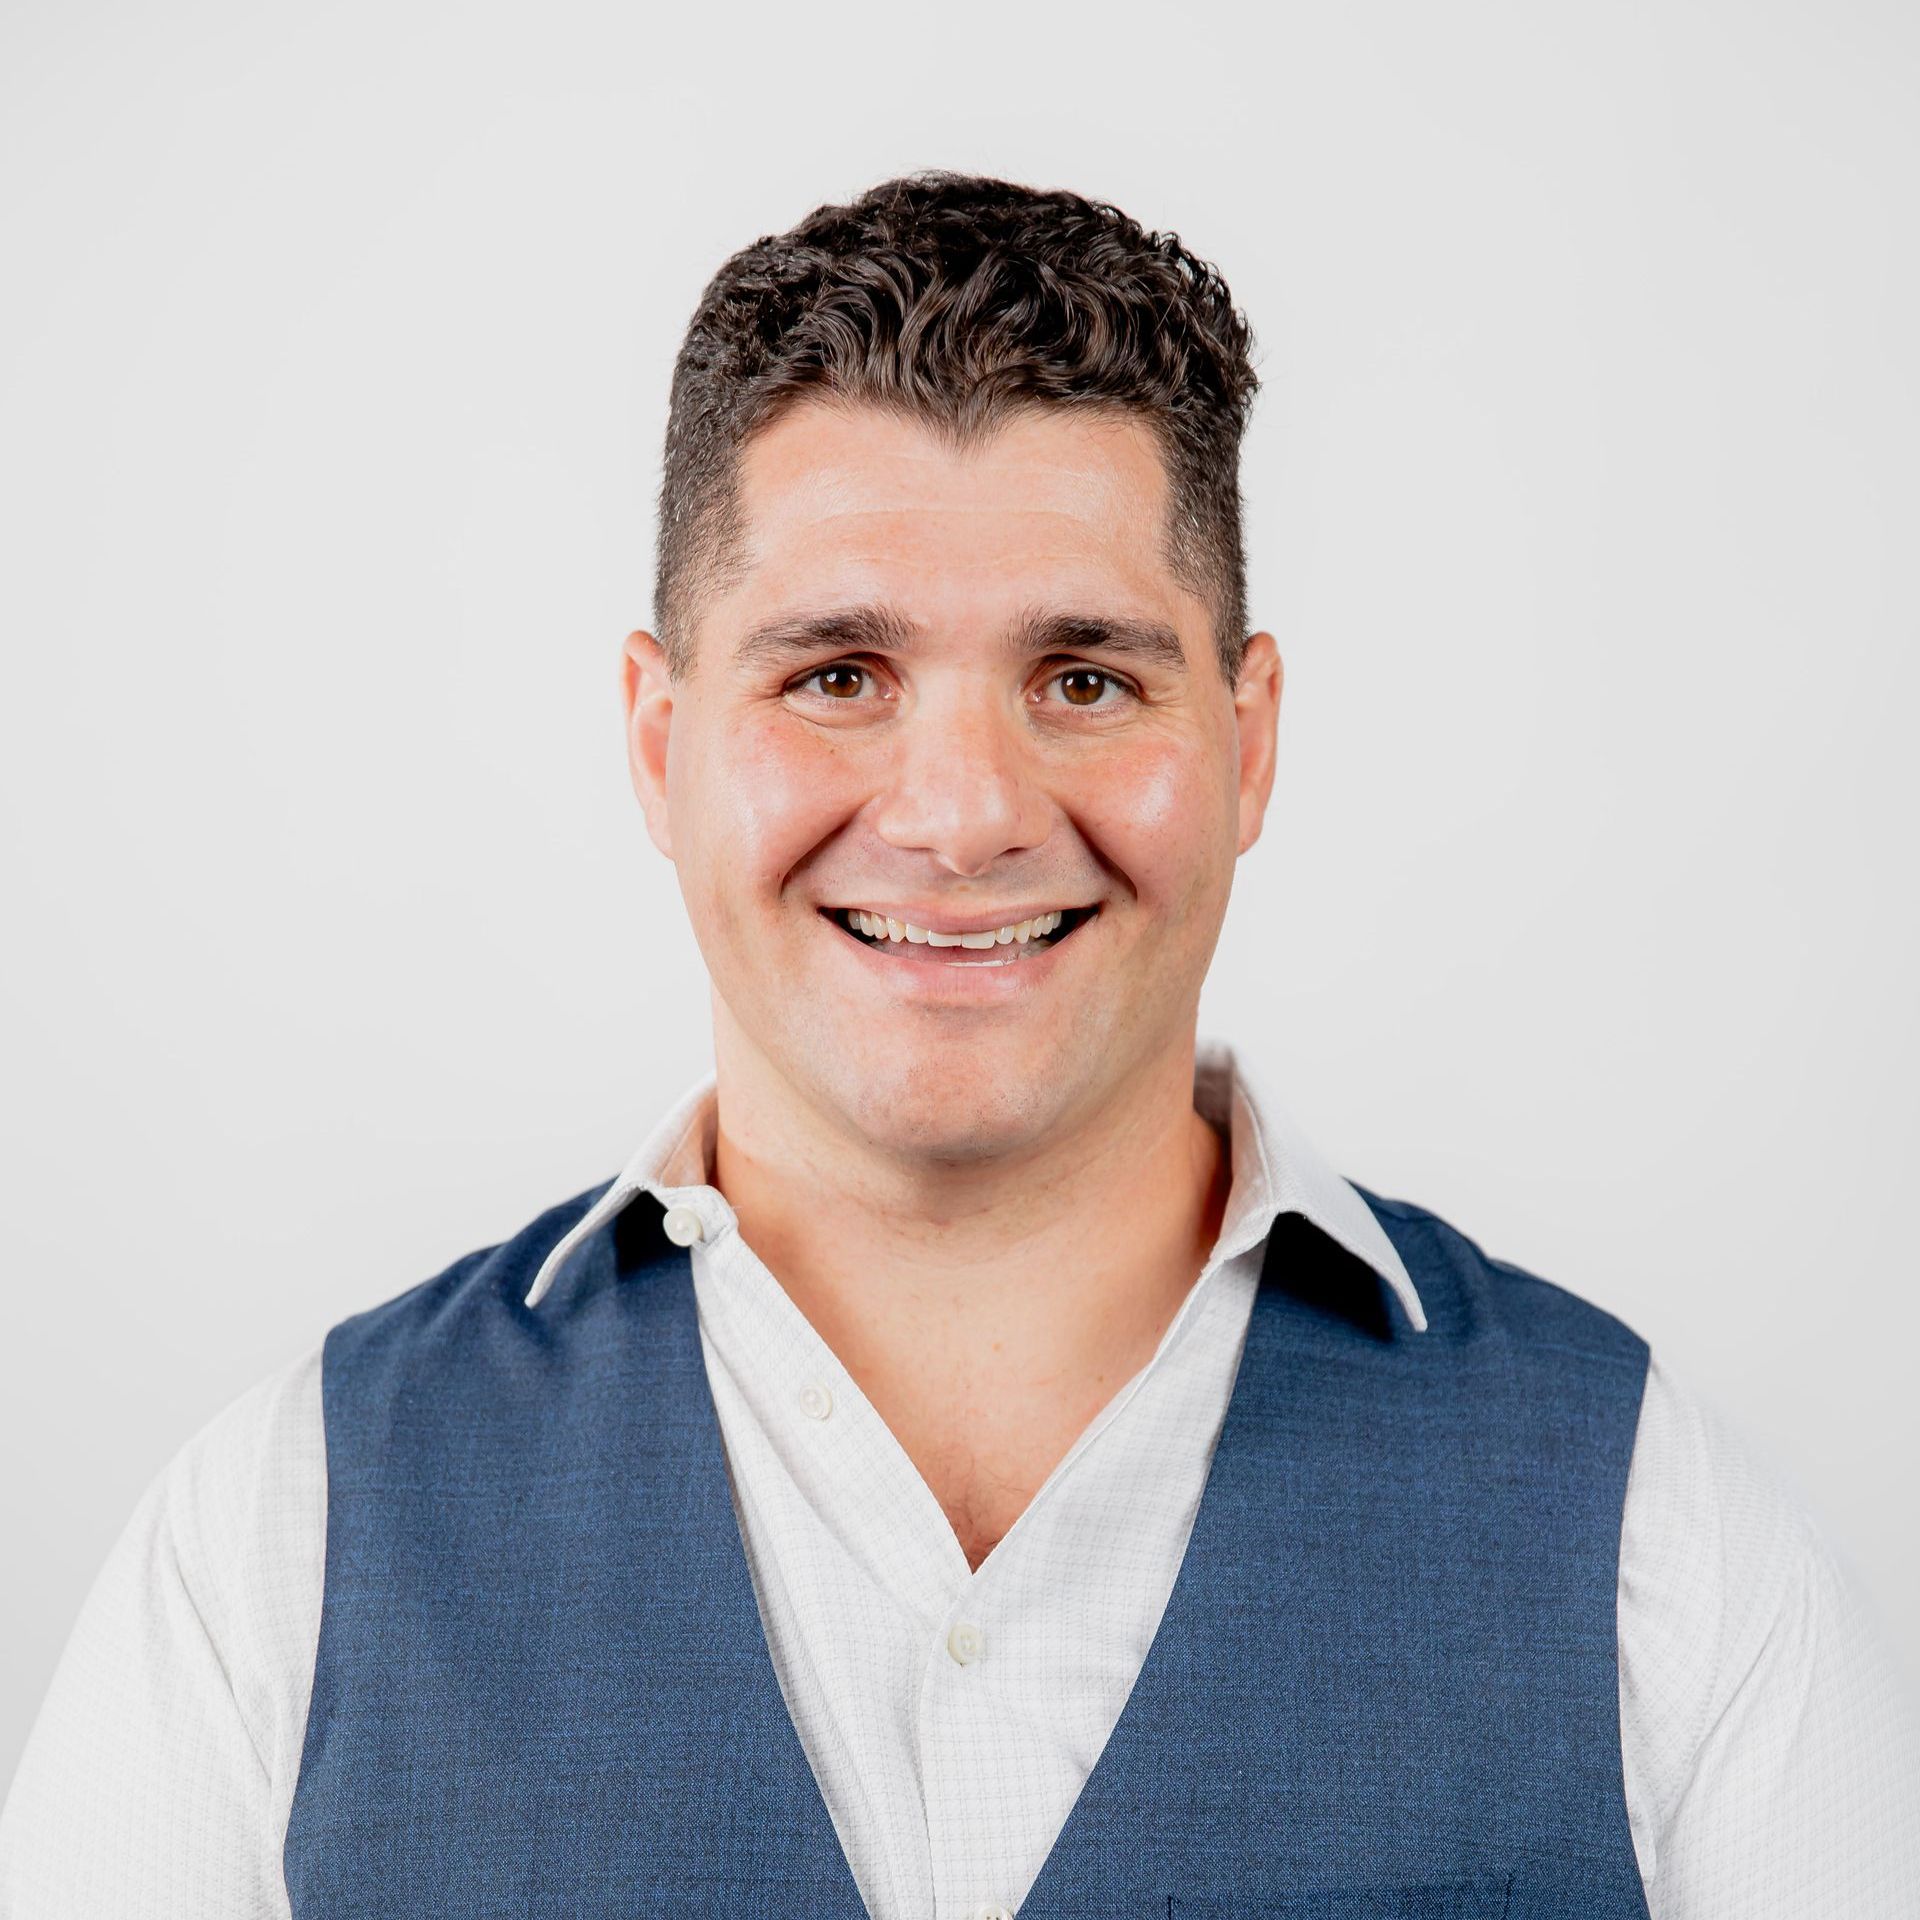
[{"xmin": 4, "ymin": 0, "xmax": 1916, "ymax": 1791}]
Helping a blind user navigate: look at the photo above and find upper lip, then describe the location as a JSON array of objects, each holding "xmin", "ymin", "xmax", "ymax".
[{"xmin": 823, "ymin": 903, "xmax": 1097, "ymax": 936}]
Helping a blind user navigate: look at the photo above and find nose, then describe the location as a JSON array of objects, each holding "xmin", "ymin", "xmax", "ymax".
[{"xmin": 868, "ymin": 681, "xmax": 1052, "ymax": 877}]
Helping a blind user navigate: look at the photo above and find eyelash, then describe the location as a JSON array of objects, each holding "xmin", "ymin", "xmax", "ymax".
[{"xmin": 787, "ymin": 659, "xmax": 1139, "ymax": 710}]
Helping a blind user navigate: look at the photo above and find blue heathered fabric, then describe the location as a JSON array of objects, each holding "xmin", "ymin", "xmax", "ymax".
[{"xmin": 284, "ymin": 1179, "xmax": 1650, "ymax": 1917}]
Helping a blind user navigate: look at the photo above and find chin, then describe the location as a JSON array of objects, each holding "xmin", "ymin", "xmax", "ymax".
[{"xmin": 823, "ymin": 1047, "xmax": 1071, "ymax": 1167}]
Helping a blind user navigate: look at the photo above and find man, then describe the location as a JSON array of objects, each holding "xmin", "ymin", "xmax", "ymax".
[{"xmin": 1, "ymin": 170, "xmax": 1915, "ymax": 1917}]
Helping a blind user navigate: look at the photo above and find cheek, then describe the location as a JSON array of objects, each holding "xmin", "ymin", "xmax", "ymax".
[
  {"xmin": 1075, "ymin": 734, "xmax": 1235, "ymax": 917},
  {"xmin": 672, "ymin": 711, "xmax": 865, "ymax": 903}
]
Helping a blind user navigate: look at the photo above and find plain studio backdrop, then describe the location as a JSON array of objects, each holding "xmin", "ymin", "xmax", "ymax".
[{"xmin": 2, "ymin": 0, "xmax": 1916, "ymax": 1793}]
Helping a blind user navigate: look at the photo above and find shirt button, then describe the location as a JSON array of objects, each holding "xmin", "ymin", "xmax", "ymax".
[
  {"xmin": 798, "ymin": 1380, "xmax": 833, "ymax": 1421},
  {"xmin": 972, "ymin": 1906, "xmax": 1014, "ymax": 1920},
  {"xmin": 947, "ymin": 1620, "xmax": 985, "ymax": 1665},
  {"xmin": 660, "ymin": 1204, "xmax": 705, "ymax": 1247}
]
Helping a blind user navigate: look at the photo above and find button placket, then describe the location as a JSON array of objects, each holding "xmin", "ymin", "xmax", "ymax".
[{"xmin": 919, "ymin": 1606, "xmax": 998, "ymax": 1920}]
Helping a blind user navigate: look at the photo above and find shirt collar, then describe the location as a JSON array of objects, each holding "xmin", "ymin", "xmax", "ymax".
[{"xmin": 522, "ymin": 1035, "xmax": 1427, "ymax": 1334}]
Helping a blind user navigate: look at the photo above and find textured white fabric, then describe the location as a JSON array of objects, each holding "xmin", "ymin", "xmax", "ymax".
[{"xmin": 3, "ymin": 1040, "xmax": 1917, "ymax": 1915}]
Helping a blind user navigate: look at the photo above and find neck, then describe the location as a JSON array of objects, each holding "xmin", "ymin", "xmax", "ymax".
[{"xmin": 706, "ymin": 1012, "xmax": 1232, "ymax": 1463}]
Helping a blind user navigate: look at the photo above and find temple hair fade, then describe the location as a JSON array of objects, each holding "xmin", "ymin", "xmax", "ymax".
[{"xmin": 653, "ymin": 170, "xmax": 1262, "ymax": 684}]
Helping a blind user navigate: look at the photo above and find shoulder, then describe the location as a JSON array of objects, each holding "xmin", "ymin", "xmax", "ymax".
[
  {"xmin": 1616, "ymin": 1353, "xmax": 1920, "ymax": 1895},
  {"xmin": 1618, "ymin": 1351, "xmax": 1833, "ymax": 1758},
  {"xmin": 1620, "ymin": 1351, "xmax": 1817, "ymax": 1621},
  {"xmin": 166, "ymin": 1342, "xmax": 326, "ymax": 1533},
  {"xmin": 79, "ymin": 1342, "xmax": 329, "ymax": 1675},
  {"xmin": 0, "ymin": 1344, "xmax": 331, "ymax": 1897},
  {"xmin": 147, "ymin": 1344, "xmax": 330, "ymax": 1785}
]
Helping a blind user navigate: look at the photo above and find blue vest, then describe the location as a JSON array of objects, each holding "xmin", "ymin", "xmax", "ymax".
[{"xmin": 284, "ymin": 1178, "xmax": 1652, "ymax": 1917}]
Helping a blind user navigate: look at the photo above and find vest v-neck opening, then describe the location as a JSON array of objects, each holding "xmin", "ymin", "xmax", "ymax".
[{"xmin": 655, "ymin": 1210, "xmax": 1348, "ymax": 1912}]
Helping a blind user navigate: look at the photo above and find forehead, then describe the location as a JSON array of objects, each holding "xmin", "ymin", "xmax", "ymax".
[{"xmin": 709, "ymin": 399, "xmax": 1192, "ymax": 639}]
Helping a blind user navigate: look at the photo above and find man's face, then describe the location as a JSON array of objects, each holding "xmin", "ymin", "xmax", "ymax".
[{"xmin": 623, "ymin": 399, "xmax": 1281, "ymax": 1167}]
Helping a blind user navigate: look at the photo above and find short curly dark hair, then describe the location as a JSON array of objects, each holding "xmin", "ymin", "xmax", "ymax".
[{"xmin": 654, "ymin": 170, "xmax": 1262, "ymax": 684}]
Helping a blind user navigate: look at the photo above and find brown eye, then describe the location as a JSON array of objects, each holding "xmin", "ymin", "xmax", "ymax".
[
  {"xmin": 1057, "ymin": 668, "xmax": 1114, "ymax": 707},
  {"xmin": 812, "ymin": 663, "xmax": 867, "ymax": 699}
]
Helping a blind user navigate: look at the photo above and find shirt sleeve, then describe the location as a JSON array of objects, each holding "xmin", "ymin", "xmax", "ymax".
[
  {"xmin": 1618, "ymin": 1351, "xmax": 1920, "ymax": 1917},
  {"xmin": 0, "ymin": 1346, "xmax": 327, "ymax": 1919}
]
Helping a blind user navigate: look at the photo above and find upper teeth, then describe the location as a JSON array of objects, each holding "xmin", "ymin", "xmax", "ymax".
[{"xmin": 844, "ymin": 909, "xmax": 1068, "ymax": 949}]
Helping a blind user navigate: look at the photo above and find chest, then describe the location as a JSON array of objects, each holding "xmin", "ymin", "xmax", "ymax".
[
  {"xmin": 284, "ymin": 1221, "xmax": 1653, "ymax": 1920},
  {"xmin": 885, "ymin": 1391, "xmax": 1109, "ymax": 1570},
  {"xmin": 839, "ymin": 1309, "xmax": 1179, "ymax": 1573}
]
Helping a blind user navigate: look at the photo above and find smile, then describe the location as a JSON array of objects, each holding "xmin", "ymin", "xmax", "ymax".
[{"xmin": 824, "ymin": 905, "xmax": 1098, "ymax": 957}]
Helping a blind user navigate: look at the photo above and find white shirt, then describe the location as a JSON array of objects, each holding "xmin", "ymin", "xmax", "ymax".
[{"xmin": 3, "ymin": 1039, "xmax": 1917, "ymax": 1916}]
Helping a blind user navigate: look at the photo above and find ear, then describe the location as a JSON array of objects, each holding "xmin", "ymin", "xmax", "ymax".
[
  {"xmin": 1232, "ymin": 631, "xmax": 1283, "ymax": 855},
  {"xmin": 621, "ymin": 629, "xmax": 677, "ymax": 860}
]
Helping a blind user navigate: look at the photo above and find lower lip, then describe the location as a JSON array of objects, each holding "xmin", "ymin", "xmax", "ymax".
[{"xmin": 818, "ymin": 911, "xmax": 1095, "ymax": 1001}]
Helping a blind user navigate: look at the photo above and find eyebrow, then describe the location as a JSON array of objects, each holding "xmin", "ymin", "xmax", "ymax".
[{"xmin": 731, "ymin": 604, "xmax": 1190, "ymax": 677}]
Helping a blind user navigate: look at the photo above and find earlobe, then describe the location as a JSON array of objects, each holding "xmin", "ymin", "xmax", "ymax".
[
  {"xmin": 621, "ymin": 629, "xmax": 677, "ymax": 860},
  {"xmin": 1232, "ymin": 631, "xmax": 1283, "ymax": 856}
]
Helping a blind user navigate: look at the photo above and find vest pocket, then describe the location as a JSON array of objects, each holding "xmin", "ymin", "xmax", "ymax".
[{"xmin": 1169, "ymin": 1878, "xmax": 1513, "ymax": 1918}]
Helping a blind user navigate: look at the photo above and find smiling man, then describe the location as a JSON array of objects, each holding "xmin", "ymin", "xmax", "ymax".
[
  {"xmin": 3, "ymin": 171, "xmax": 1916, "ymax": 1918},
  {"xmin": 624, "ymin": 394, "xmax": 1269, "ymax": 1569}
]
